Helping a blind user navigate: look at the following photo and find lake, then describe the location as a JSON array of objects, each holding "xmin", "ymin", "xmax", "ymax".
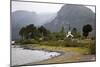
[{"xmin": 11, "ymin": 46, "xmax": 60, "ymax": 66}]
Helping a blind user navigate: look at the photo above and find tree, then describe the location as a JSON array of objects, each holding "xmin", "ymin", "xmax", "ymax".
[
  {"xmin": 19, "ymin": 27, "xmax": 26, "ymax": 40},
  {"xmin": 72, "ymin": 28, "xmax": 77, "ymax": 33},
  {"xmin": 19, "ymin": 25, "xmax": 50, "ymax": 40},
  {"xmin": 26, "ymin": 24, "xmax": 39, "ymax": 39},
  {"xmin": 59, "ymin": 26, "xmax": 65, "ymax": 39},
  {"xmin": 60, "ymin": 26, "xmax": 64, "ymax": 33},
  {"xmin": 38, "ymin": 26, "xmax": 49, "ymax": 36},
  {"xmin": 71, "ymin": 28, "xmax": 81, "ymax": 38},
  {"xmin": 19, "ymin": 24, "xmax": 39, "ymax": 39},
  {"xmin": 72, "ymin": 28, "xmax": 77, "ymax": 36},
  {"xmin": 82, "ymin": 24, "xmax": 92, "ymax": 38}
]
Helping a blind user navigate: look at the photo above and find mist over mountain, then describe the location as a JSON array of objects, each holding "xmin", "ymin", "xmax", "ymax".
[
  {"xmin": 44, "ymin": 4, "xmax": 96, "ymax": 36},
  {"xmin": 11, "ymin": 10, "xmax": 37, "ymax": 40},
  {"xmin": 37, "ymin": 13, "xmax": 56, "ymax": 26},
  {"xmin": 11, "ymin": 10, "xmax": 56, "ymax": 40}
]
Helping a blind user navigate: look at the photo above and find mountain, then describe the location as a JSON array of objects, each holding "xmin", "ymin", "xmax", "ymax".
[
  {"xmin": 11, "ymin": 10, "xmax": 37, "ymax": 40},
  {"xmin": 11, "ymin": 10, "xmax": 56, "ymax": 40},
  {"xmin": 44, "ymin": 4, "xmax": 96, "ymax": 36},
  {"xmin": 36, "ymin": 13, "xmax": 56, "ymax": 26}
]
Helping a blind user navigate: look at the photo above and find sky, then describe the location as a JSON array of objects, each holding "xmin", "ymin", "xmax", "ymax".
[
  {"xmin": 12, "ymin": 1, "xmax": 95, "ymax": 14},
  {"xmin": 12, "ymin": 0, "xmax": 96, "ymax": 5},
  {"xmin": 12, "ymin": 1, "xmax": 63, "ymax": 14}
]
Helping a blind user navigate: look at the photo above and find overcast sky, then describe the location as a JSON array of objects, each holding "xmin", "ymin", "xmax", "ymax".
[{"xmin": 12, "ymin": 1, "xmax": 95, "ymax": 14}]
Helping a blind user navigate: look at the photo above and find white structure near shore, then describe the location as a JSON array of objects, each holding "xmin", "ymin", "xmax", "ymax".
[{"xmin": 11, "ymin": 41, "xmax": 15, "ymax": 45}]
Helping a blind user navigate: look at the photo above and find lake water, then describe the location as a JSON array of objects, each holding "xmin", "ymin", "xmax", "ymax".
[{"xmin": 11, "ymin": 46, "xmax": 60, "ymax": 66}]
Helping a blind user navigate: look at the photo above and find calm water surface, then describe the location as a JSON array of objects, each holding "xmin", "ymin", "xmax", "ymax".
[{"xmin": 11, "ymin": 46, "xmax": 60, "ymax": 66}]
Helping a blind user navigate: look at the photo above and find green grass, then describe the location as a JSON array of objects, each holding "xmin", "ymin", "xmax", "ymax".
[
  {"xmin": 19, "ymin": 39, "xmax": 39, "ymax": 44},
  {"xmin": 31, "ymin": 45, "xmax": 89, "ymax": 55},
  {"xmin": 18, "ymin": 38, "xmax": 96, "ymax": 55}
]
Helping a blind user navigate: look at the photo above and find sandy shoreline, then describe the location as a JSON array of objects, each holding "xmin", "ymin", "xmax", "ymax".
[
  {"xmin": 24, "ymin": 52, "xmax": 95, "ymax": 66},
  {"xmin": 12, "ymin": 45, "xmax": 96, "ymax": 66}
]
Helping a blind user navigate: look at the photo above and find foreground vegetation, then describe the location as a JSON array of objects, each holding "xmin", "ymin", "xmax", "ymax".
[{"xmin": 15, "ymin": 38, "xmax": 95, "ymax": 55}]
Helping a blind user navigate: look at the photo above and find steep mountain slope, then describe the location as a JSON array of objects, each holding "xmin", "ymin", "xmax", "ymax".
[{"xmin": 44, "ymin": 4, "xmax": 96, "ymax": 36}]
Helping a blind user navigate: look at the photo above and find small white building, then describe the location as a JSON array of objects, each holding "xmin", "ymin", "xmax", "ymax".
[{"xmin": 66, "ymin": 31, "xmax": 73, "ymax": 38}]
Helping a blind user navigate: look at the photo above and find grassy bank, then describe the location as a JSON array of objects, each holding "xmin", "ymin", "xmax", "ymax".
[
  {"xmin": 16, "ymin": 38, "xmax": 95, "ymax": 55},
  {"xmin": 29, "ymin": 45, "xmax": 89, "ymax": 55}
]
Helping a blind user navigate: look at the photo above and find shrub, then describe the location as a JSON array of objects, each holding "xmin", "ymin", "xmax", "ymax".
[
  {"xmin": 20, "ymin": 39, "xmax": 39, "ymax": 44},
  {"xmin": 63, "ymin": 38, "xmax": 80, "ymax": 47},
  {"xmin": 88, "ymin": 42, "xmax": 96, "ymax": 54},
  {"xmin": 63, "ymin": 38, "xmax": 92, "ymax": 47},
  {"xmin": 39, "ymin": 41, "xmax": 63, "ymax": 46}
]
